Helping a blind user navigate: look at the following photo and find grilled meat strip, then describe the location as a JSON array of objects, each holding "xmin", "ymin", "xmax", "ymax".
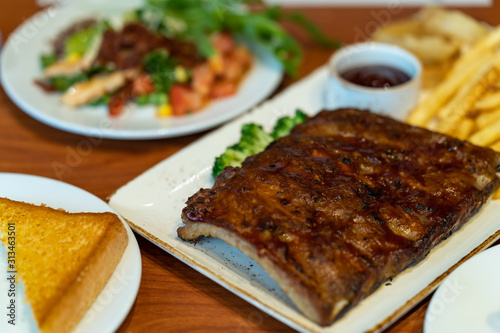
[
  {"xmin": 95, "ymin": 23, "xmax": 203, "ymax": 70},
  {"xmin": 178, "ymin": 109, "xmax": 500, "ymax": 326}
]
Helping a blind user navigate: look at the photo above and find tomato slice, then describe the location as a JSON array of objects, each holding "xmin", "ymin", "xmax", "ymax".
[
  {"xmin": 211, "ymin": 33, "xmax": 236, "ymax": 55},
  {"xmin": 211, "ymin": 81, "xmax": 237, "ymax": 99},
  {"xmin": 132, "ymin": 74, "xmax": 155, "ymax": 96},
  {"xmin": 108, "ymin": 95, "xmax": 126, "ymax": 117},
  {"xmin": 170, "ymin": 84, "xmax": 202, "ymax": 116},
  {"xmin": 192, "ymin": 64, "xmax": 214, "ymax": 98}
]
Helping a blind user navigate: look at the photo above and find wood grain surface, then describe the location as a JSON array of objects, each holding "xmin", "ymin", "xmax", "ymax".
[{"xmin": 1, "ymin": 1, "xmax": 499, "ymax": 332}]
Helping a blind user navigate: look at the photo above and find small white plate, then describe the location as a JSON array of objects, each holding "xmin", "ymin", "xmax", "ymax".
[
  {"xmin": 0, "ymin": 173, "xmax": 142, "ymax": 333},
  {"xmin": 424, "ymin": 245, "xmax": 500, "ymax": 333},
  {"xmin": 0, "ymin": 2, "xmax": 283, "ymax": 140}
]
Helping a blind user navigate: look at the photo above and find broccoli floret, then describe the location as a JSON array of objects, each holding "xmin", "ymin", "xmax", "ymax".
[
  {"xmin": 212, "ymin": 110, "xmax": 308, "ymax": 179},
  {"xmin": 212, "ymin": 148, "xmax": 248, "ymax": 178},
  {"xmin": 237, "ymin": 124, "xmax": 273, "ymax": 154},
  {"xmin": 212, "ymin": 124, "xmax": 273, "ymax": 179},
  {"xmin": 271, "ymin": 109, "xmax": 307, "ymax": 139}
]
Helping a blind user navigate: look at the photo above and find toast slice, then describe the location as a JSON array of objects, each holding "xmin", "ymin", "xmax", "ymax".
[{"xmin": 0, "ymin": 197, "xmax": 128, "ymax": 333}]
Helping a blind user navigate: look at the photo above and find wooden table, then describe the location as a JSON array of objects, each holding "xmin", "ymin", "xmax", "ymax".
[{"xmin": 1, "ymin": 1, "xmax": 499, "ymax": 332}]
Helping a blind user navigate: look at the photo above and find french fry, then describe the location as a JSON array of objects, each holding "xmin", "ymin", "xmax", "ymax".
[
  {"xmin": 385, "ymin": 8, "xmax": 500, "ymax": 199},
  {"xmin": 468, "ymin": 117, "xmax": 500, "ymax": 146},
  {"xmin": 476, "ymin": 107, "xmax": 500, "ymax": 129},
  {"xmin": 489, "ymin": 140, "xmax": 500, "ymax": 152},
  {"xmin": 446, "ymin": 24, "xmax": 500, "ymax": 79},
  {"xmin": 434, "ymin": 59, "xmax": 500, "ymax": 134},
  {"xmin": 490, "ymin": 139, "xmax": 500, "ymax": 202},
  {"xmin": 455, "ymin": 118, "xmax": 475, "ymax": 140},
  {"xmin": 407, "ymin": 52, "xmax": 495, "ymax": 127},
  {"xmin": 475, "ymin": 90, "xmax": 500, "ymax": 110},
  {"xmin": 417, "ymin": 6, "xmax": 489, "ymax": 44},
  {"xmin": 374, "ymin": 6, "xmax": 489, "ymax": 68}
]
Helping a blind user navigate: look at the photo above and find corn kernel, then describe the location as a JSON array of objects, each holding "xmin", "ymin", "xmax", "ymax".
[
  {"xmin": 175, "ymin": 66, "xmax": 188, "ymax": 83},
  {"xmin": 157, "ymin": 104, "xmax": 173, "ymax": 117},
  {"xmin": 209, "ymin": 53, "xmax": 224, "ymax": 74}
]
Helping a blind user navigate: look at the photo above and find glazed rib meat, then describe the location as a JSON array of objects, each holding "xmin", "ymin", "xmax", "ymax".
[{"xmin": 178, "ymin": 109, "xmax": 500, "ymax": 326}]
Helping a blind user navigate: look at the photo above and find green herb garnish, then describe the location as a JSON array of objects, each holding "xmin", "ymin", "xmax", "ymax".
[
  {"xmin": 136, "ymin": 0, "xmax": 341, "ymax": 76},
  {"xmin": 40, "ymin": 53, "xmax": 58, "ymax": 70},
  {"xmin": 88, "ymin": 95, "xmax": 111, "ymax": 106},
  {"xmin": 143, "ymin": 49, "xmax": 177, "ymax": 93},
  {"xmin": 48, "ymin": 73, "xmax": 89, "ymax": 92}
]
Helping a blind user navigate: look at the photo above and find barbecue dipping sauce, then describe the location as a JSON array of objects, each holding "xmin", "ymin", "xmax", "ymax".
[{"xmin": 340, "ymin": 65, "xmax": 411, "ymax": 88}]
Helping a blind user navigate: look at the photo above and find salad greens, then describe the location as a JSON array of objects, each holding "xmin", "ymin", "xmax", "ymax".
[
  {"xmin": 212, "ymin": 109, "xmax": 307, "ymax": 178},
  {"xmin": 143, "ymin": 49, "xmax": 177, "ymax": 96},
  {"xmin": 40, "ymin": 53, "xmax": 58, "ymax": 69},
  {"xmin": 132, "ymin": 0, "xmax": 341, "ymax": 76},
  {"xmin": 48, "ymin": 73, "xmax": 89, "ymax": 92},
  {"xmin": 88, "ymin": 95, "xmax": 111, "ymax": 106},
  {"xmin": 38, "ymin": 0, "xmax": 340, "ymax": 115},
  {"xmin": 39, "ymin": 19, "xmax": 112, "ymax": 92}
]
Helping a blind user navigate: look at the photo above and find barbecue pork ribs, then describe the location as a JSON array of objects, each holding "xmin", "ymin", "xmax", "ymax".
[{"xmin": 178, "ymin": 109, "xmax": 500, "ymax": 326}]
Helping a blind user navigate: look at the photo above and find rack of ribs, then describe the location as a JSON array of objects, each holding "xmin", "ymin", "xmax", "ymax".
[{"xmin": 178, "ymin": 108, "xmax": 500, "ymax": 326}]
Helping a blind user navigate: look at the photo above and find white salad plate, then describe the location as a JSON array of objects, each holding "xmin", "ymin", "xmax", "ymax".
[
  {"xmin": 0, "ymin": 173, "xmax": 142, "ymax": 333},
  {"xmin": 0, "ymin": 2, "xmax": 283, "ymax": 140},
  {"xmin": 424, "ymin": 244, "xmax": 500, "ymax": 333},
  {"xmin": 108, "ymin": 66, "xmax": 500, "ymax": 333}
]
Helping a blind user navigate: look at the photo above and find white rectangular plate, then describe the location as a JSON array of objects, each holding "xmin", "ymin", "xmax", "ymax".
[{"xmin": 108, "ymin": 66, "xmax": 500, "ymax": 333}]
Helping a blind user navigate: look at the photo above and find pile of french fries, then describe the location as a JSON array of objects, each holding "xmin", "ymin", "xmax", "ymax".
[
  {"xmin": 407, "ymin": 26, "xmax": 500, "ymax": 148},
  {"xmin": 407, "ymin": 25, "xmax": 500, "ymax": 199},
  {"xmin": 374, "ymin": 6, "xmax": 500, "ymax": 199},
  {"xmin": 373, "ymin": 7, "xmax": 490, "ymax": 89},
  {"xmin": 373, "ymin": 7, "xmax": 489, "ymax": 67}
]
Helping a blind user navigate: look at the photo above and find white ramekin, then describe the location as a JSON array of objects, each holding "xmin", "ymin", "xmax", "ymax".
[{"xmin": 324, "ymin": 42, "xmax": 422, "ymax": 121}]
